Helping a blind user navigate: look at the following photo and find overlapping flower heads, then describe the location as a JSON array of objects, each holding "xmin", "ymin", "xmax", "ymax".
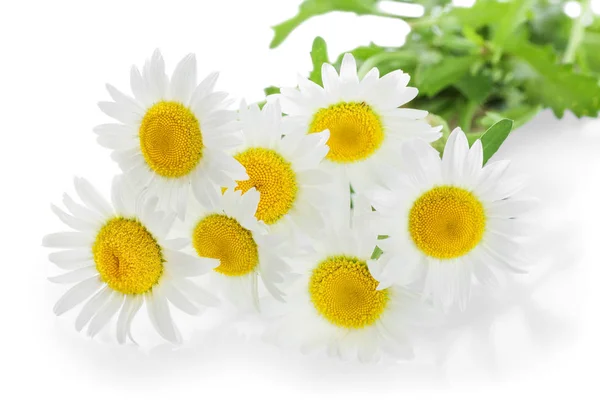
[{"xmin": 43, "ymin": 50, "xmax": 532, "ymax": 362}]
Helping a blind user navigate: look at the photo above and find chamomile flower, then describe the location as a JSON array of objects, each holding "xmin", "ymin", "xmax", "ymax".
[
  {"xmin": 184, "ymin": 187, "xmax": 291, "ymax": 310},
  {"xmin": 279, "ymin": 53, "xmax": 441, "ymax": 196},
  {"xmin": 43, "ymin": 177, "xmax": 220, "ymax": 344},
  {"xmin": 95, "ymin": 50, "xmax": 247, "ymax": 217},
  {"xmin": 370, "ymin": 128, "xmax": 535, "ymax": 311},
  {"xmin": 232, "ymin": 101, "xmax": 332, "ymax": 234},
  {"xmin": 268, "ymin": 197, "xmax": 435, "ymax": 362}
]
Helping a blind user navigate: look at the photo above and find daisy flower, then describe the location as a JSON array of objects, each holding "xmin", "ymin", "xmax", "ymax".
[
  {"xmin": 184, "ymin": 187, "xmax": 291, "ymax": 310},
  {"xmin": 268, "ymin": 197, "xmax": 434, "ymax": 362},
  {"xmin": 278, "ymin": 53, "xmax": 440, "ymax": 196},
  {"xmin": 43, "ymin": 177, "xmax": 220, "ymax": 344},
  {"xmin": 370, "ymin": 128, "xmax": 535, "ymax": 311},
  {"xmin": 95, "ymin": 50, "xmax": 247, "ymax": 217},
  {"xmin": 233, "ymin": 100, "xmax": 332, "ymax": 234}
]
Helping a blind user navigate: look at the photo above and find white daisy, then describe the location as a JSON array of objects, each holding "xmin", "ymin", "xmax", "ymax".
[
  {"xmin": 232, "ymin": 100, "xmax": 333, "ymax": 235},
  {"xmin": 95, "ymin": 49, "xmax": 247, "ymax": 217},
  {"xmin": 370, "ymin": 128, "xmax": 536, "ymax": 312},
  {"xmin": 183, "ymin": 187, "xmax": 291, "ymax": 310},
  {"xmin": 278, "ymin": 53, "xmax": 441, "ymax": 197},
  {"xmin": 43, "ymin": 176, "xmax": 220, "ymax": 344},
  {"xmin": 267, "ymin": 197, "xmax": 435, "ymax": 363}
]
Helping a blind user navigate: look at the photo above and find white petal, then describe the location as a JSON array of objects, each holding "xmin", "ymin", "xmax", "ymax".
[
  {"xmin": 163, "ymin": 238, "xmax": 190, "ymax": 250},
  {"xmin": 87, "ymin": 293, "xmax": 124, "ymax": 338},
  {"xmin": 146, "ymin": 49, "xmax": 168, "ymax": 99},
  {"xmin": 340, "ymin": 53, "xmax": 359, "ymax": 84},
  {"xmin": 130, "ymin": 66, "xmax": 150, "ymax": 105},
  {"xmin": 51, "ymin": 204, "xmax": 96, "ymax": 232},
  {"xmin": 48, "ymin": 267, "xmax": 98, "ymax": 284},
  {"xmin": 105, "ymin": 84, "xmax": 144, "ymax": 114},
  {"xmin": 487, "ymin": 198, "xmax": 538, "ymax": 218},
  {"xmin": 174, "ymin": 279, "xmax": 220, "ymax": 307},
  {"xmin": 162, "ymin": 281, "xmax": 200, "ymax": 315},
  {"xmin": 146, "ymin": 291, "xmax": 181, "ymax": 344},
  {"xmin": 75, "ymin": 286, "xmax": 112, "ymax": 331},
  {"xmin": 321, "ymin": 63, "xmax": 340, "ymax": 94},
  {"xmin": 48, "ymin": 249, "xmax": 93, "ymax": 270},
  {"xmin": 165, "ymin": 249, "xmax": 219, "ymax": 277},
  {"xmin": 43, "ymin": 232, "xmax": 93, "ymax": 248},
  {"xmin": 98, "ymin": 101, "xmax": 139, "ymax": 125},
  {"xmin": 170, "ymin": 53, "xmax": 197, "ymax": 103},
  {"xmin": 63, "ymin": 193, "xmax": 103, "ymax": 223},
  {"xmin": 54, "ymin": 277, "xmax": 103, "ymax": 316},
  {"xmin": 116, "ymin": 295, "xmax": 143, "ymax": 345},
  {"xmin": 442, "ymin": 128, "xmax": 469, "ymax": 183},
  {"xmin": 73, "ymin": 177, "xmax": 113, "ymax": 217},
  {"xmin": 190, "ymin": 72, "xmax": 219, "ymax": 107}
]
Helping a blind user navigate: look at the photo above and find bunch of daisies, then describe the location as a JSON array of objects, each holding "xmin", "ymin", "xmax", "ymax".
[{"xmin": 43, "ymin": 50, "xmax": 533, "ymax": 362}]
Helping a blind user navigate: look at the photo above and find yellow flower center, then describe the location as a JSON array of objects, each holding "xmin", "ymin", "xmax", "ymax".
[
  {"xmin": 409, "ymin": 186, "xmax": 486, "ymax": 259},
  {"xmin": 234, "ymin": 148, "xmax": 297, "ymax": 225},
  {"xmin": 139, "ymin": 101, "xmax": 203, "ymax": 178},
  {"xmin": 92, "ymin": 217, "xmax": 164, "ymax": 295},
  {"xmin": 192, "ymin": 214, "xmax": 259, "ymax": 277},
  {"xmin": 309, "ymin": 101, "xmax": 384, "ymax": 163},
  {"xmin": 309, "ymin": 256, "xmax": 389, "ymax": 329}
]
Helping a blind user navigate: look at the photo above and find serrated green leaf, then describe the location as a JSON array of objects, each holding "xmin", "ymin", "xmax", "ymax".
[
  {"xmin": 479, "ymin": 119, "xmax": 513, "ymax": 165},
  {"xmin": 309, "ymin": 37, "xmax": 329, "ymax": 86},
  {"xmin": 507, "ymin": 40, "xmax": 600, "ymax": 118},
  {"xmin": 270, "ymin": 0, "xmax": 379, "ymax": 49},
  {"xmin": 416, "ymin": 55, "xmax": 479, "ymax": 97}
]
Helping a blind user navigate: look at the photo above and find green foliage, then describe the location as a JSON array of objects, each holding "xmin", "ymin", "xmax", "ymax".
[
  {"xmin": 268, "ymin": 0, "xmax": 600, "ymax": 138},
  {"xmin": 506, "ymin": 39, "xmax": 600, "ymax": 117},
  {"xmin": 270, "ymin": 0, "xmax": 382, "ymax": 49},
  {"xmin": 309, "ymin": 37, "xmax": 330, "ymax": 86},
  {"xmin": 479, "ymin": 119, "xmax": 514, "ymax": 164}
]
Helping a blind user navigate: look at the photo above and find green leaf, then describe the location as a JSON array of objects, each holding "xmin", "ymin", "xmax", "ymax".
[
  {"xmin": 264, "ymin": 86, "xmax": 280, "ymax": 96},
  {"xmin": 479, "ymin": 119, "xmax": 513, "ymax": 165},
  {"xmin": 492, "ymin": 0, "xmax": 534, "ymax": 50},
  {"xmin": 507, "ymin": 40, "xmax": 600, "ymax": 118},
  {"xmin": 309, "ymin": 37, "xmax": 329, "ymax": 86},
  {"xmin": 479, "ymin": 104, "xmax": 542, "ymax": 131},
  {"xmin": 270, "ymin": 0, "xmax": 379, "ymax": 49},
  {"xmin": 416, "ymin": 55, "xmax": 479, "ymax": 97},
  {"xmin": 447, "ymin": 0, "xmax": 510, "ymax": 29},
  {"xmin": 455, "ymin": 71, "xmax": 494, "ymax": 103},
  {"xmin": 371, "ymin": 246, "xmax": 383, "ymax": 260}
]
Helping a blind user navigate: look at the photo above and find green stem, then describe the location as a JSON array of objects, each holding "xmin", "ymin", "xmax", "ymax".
[
  {"xmin": 563, "ymin": 0, "xmax": 592, "ymax": 64},
  {"xmin": 459, "ymin": 100, "xmax": 479, "ymax": 132},
  {"xmin": 408, "ymin": 17, "xmax": 440, "ymax": 30},
  {"xmin": 373, "ymin": 11, "xmax": 419, "ymax": 20}
]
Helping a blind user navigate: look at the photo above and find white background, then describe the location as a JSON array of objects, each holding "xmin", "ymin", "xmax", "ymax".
[{"xmin": 1, "ymin": 0, "xmax": 600, "ymax": 399}]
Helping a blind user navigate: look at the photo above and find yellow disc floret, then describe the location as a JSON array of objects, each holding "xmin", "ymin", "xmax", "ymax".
[
  {"xmin": 93, "ymin": 217, "xmax": 164, "ymax": 295},
  {"xmin": 309, "ymin": 101, "xmax": 384, "ymax": 163},
  {"xmin": 234, "ymin": 148, "xmax": 297, "ymax": 225},
  {"xmin": 192, "ymin": 214, "xmax": 259, "ymax": 276},
  {"xmin": 409, "ymin": 186, "xmax": 486, "ymax": 259},
  {"xmin": 139, "ymin": 101, "xmax": 203, "ymax": 178},
  {"xmin": 309, "ymin": 256, "xmax": 389, "ymax": 329}
]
